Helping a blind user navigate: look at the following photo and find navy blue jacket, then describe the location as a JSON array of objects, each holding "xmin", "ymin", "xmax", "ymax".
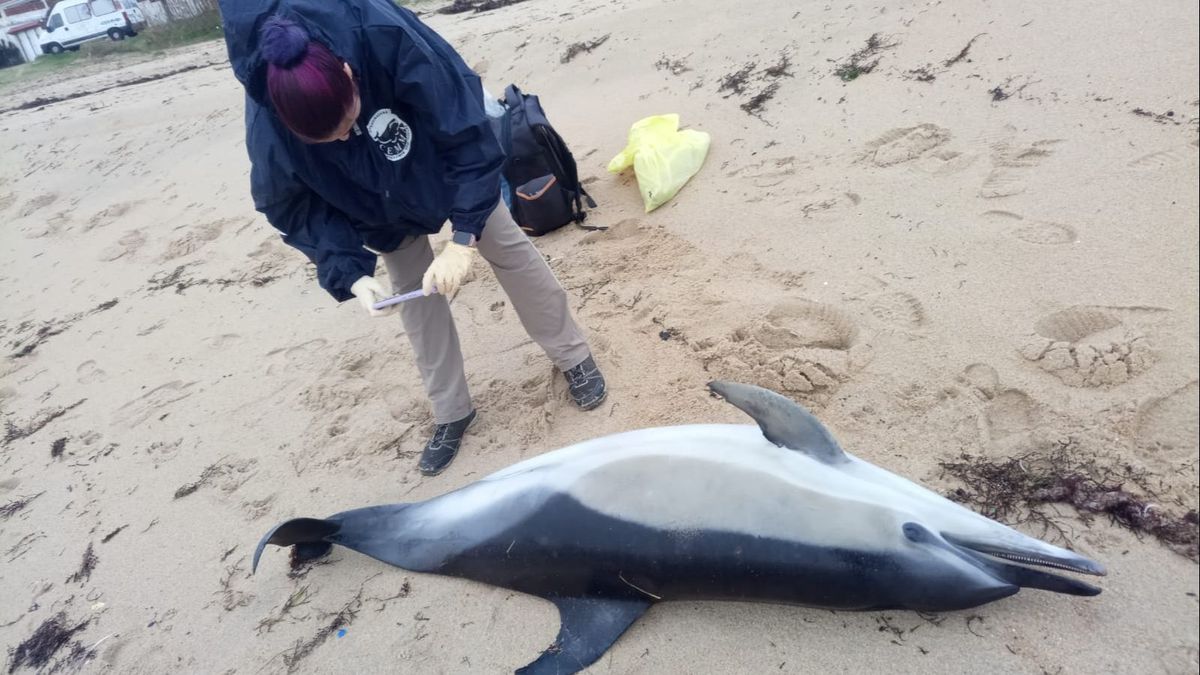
[{"xmin": 219, "ymin": 0, "xmax": 504, "ymax": 301}]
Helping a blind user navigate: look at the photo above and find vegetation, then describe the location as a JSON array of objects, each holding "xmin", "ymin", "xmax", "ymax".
[{"xmin": 0, "ymin": 8, "xmax": 224, "ymax": 92}]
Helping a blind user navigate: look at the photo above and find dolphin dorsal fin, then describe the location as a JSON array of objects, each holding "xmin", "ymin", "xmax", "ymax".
[{"xmin": 707, "ymin": 381, "xmax": 847, "ymax": 464}]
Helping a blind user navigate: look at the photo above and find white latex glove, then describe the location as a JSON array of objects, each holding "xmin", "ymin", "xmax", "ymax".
[
  {"xmin": 350, "ymin": 276, "xmax": 397, "ymax": 318},
  {"xmin": 422, "ymin": 241, "xmax": 475, "ymax": 298}
]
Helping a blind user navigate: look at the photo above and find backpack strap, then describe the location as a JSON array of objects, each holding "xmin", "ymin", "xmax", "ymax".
[{"xmin": 537, "ymin": 124, "xmax": 597, "ymax": 222}]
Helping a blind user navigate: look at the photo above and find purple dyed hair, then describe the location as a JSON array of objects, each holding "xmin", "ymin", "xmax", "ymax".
[{"xmin": 260, "ymin": 16, "xmax": 356, "ymax": 141}]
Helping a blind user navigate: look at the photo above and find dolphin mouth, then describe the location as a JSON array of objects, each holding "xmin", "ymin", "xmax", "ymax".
[{"xmin": 942, "ymin": 533, "xmax": 1107, "ymax": 577}]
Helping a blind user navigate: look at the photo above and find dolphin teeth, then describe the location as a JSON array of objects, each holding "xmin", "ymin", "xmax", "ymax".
[{"xmin": 989, "ymin": 552, "xmax": 1080, "ymax": 572}]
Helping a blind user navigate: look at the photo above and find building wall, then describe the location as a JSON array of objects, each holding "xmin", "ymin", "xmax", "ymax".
[
  {"xmin": 0, "ymin": 0, "xmax": 49, "ymax": 25},
  {"xmin": 9, "ymin": 26, "xmax": 42, "ymax": 62},
  {"xmin": 1, "ymin": 0, "xmax": 50, "ymax": 61}
]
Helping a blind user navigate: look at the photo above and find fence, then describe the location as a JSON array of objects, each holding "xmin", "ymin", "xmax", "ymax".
[{"xmin": 139, "ymin": 0, "xmax": 217, "ymax": 27}]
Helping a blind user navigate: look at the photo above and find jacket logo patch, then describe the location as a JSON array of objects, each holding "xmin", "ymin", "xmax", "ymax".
[{"xmin": 367, "ymin": 109, "xmax": 412, "ymax": 162}]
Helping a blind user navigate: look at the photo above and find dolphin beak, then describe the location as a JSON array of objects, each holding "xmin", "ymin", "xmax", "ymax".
[{"xmin": 942, "ymin": 533, "xmax": 1107, "ymax": 576}]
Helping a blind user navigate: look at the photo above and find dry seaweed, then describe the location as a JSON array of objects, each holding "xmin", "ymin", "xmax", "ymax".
[
  {"xmin": 718, "ymin": 63, "xmax": 757, "ymax": 97},
  {"xmin": 944, "ymin": 34, "xmax": 984, "ymax": 67},
  {"xmin": 906, "ymin": 66, "xmax": 936, "ymax": 82},
  {"xmin": 281, "ymin": 586, "xmax": 365, "ymax": 671},
  {"xmin": 3, "ymin": 400, "xmax": 86, "ymax": 446},
  {"xmin": 100, "ymin": 525, "xmax": 126, "ymax": 544},
  {"xmin": 0, "ymin": 492, "xmax": 44, "ymax": 519},
  {"xmin": 256, "ymin": 586, "xmax": 313, "ymax": 635},
  {"xmin": 988, "ymin": 77, "xmax": 1032, "ymax": 103},
  {"xmin": 654, "ymin": 56, "xmax": 690, "ymax": 75},
  {"xmin": 1131, "ymin": 108, "xmax": 1181, "ymax": 125},
  {"xmin": 173, "ymin": 460, "xmax": 224, "ymax": 499},
  {"xmin": 66, "ymin": 543, "xmax": 98, "ymax": 584},
  {"xmin": 834, "ymin": 33, "xmax": 898, "ymax": 82},
  {"xmin": 718, "ymin": 53, "xmax": 793, "ymax": 116},
  {"xmin": 741, "ymin": 82, "xmax": 781, "ymax": 115},
  {"xmin": 6, "ymin": 612, "xmax": 92, "ymax": 674},
  {"xmin": 561, "ymin": 34, "xmax": 610, "ymax": 64},
  {"xmin": 9, "ymin": 300, "xmax": 117, "ymax": 359},
  {"xmin": 147, "ymin": 264, "xmax": 279, "ymax": 295},
  {"xmin": 50, "ymin": 438, "xmax": 67, "ymax": 460},
  {"xmin": 762, "ymin": 53, "xmax": 794, "ymax": 79},
  {"xmin": 437, "ymin": 0, "xmax": 528, "ymax": 14},
  {"xmin": 939, "ymin": 440, "xmax": 1199, "ymax": 561}
]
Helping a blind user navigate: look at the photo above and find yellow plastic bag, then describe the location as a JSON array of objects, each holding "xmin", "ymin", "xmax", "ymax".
[{"xmin": 607, "ymin": 114, "xmax": 710, "ymax": 213}]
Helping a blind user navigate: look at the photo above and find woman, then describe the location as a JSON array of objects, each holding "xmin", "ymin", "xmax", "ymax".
[{"xmin": 218, "ymin": 0, "xmax": 606, "ymax": 476}]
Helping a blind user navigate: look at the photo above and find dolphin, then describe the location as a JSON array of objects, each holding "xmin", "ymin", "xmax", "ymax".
[{"xmin": 252, "ymin": 381, "xmax": 1104, "ymax": 674}]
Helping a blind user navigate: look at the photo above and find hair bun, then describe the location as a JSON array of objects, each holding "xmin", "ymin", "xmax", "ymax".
[{"xmin": 260, "ymin": 15, "xmax": 309, "ymax": 67}]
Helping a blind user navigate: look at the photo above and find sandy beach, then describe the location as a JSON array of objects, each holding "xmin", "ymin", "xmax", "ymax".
[{"xmin": 1, "ymin": 0, "xmax": 1198, "ymax": 672}]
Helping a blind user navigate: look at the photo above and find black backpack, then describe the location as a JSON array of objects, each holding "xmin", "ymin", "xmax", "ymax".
[{"xmin": 495, "ymin": 84, "xmax": 597, "ymax": 236}]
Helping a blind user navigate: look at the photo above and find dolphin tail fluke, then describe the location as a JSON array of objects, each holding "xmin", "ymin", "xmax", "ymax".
[{"xmin": 252, "ymin": 517, "xmax": 340, "ymax": 574}]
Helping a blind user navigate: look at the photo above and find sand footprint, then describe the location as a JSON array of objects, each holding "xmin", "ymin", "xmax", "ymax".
[
  {"xmin": 727, "ymin": 156, "xmax": 799, "ymax": 187},
  {"xmin": 98, "ymin": 230, "xmax": 147, "ymax": 262},
  {"xmin": 979, "ymin": 133, "xmax": 1061, "ymax": 198},
  {"xmin": 1126, "ymin": 149, "xmax": 1188, "ymax": 172},
  {"xmin": 160, "ymin": 218, "xmax": 230, "ymax": 262},
  {"xmin": 85, "ymin": 201, "xmax": 139, "ymax": 232},
  {"xmin": 205, "ymin": 334, "xmax": 242, "ymax": 350},
  {"xmin": 144, "ymin": 439, "xmax": 183, "ymax": 467},
  {"xmin": 981, "ymin": 210, "xmax": 1077, "ymax": 245},
  {"xmin": 247, "ymin": 235, "xmax": 284, "ymax": 258},
  {"xmin": 114, "ymin": 381, "xmax": 197, "ymax": 428},
  {"xmin": 862, "ymin": 124, "xmax": 951, "ymax": 167},
  {"xmin": 1134, "ymin": 381, "xmax": 1199, "ymax": 464},
  {"xmin": 958, "ymin": 364, "xmax": 1041, "ymax": 449},
  {"xmin": 981, "ymin": 388, "xmax": 1041, "ymax": 445},
  {"xmin": 242, "ymin": 494, "xmax": 276, "ymax": 521},
  {"xmin": 754, "ymin": 301, "xmax": 859, "ymax": 350},
  {"xmin": 18, "ymin": 193, "xmax": 58, "ymax": 218},
  {"xmin": 76, "ymin": 360, "xmax": 108, "ymax": 384},
  {"xmin": 1012, "ymin": 221, "xmax": 1077, "ymax": 245},
  {"xmin": 265, "ymin": 338, "xmax": 329, "ymax": 376},
  {"xmin": 910, "ymin": 149, "xmax": 979, "ymax": 175},
  {"xmin": 703, "ymin": 300, "xmax": 864, "ymax": 397},
  {"xmin": 867, "ymin": 291, "xmax": 928, "ymax": 331},
  {"xmin": 1019, "ymin": 307, "xmax": 1154, "ymax": 387}
]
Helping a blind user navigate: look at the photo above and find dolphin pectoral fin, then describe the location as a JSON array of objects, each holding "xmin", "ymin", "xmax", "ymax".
[
  {"xmin": 516, "ymin": 597, "xmax": 651, "ymax": 675},
  {"xmin": 252, "ymin": 517, "xmax": 340, "ymax": 574},
  {"xmin": 707, "ymin": 380, "xmax": 848, "ymax": 464}
]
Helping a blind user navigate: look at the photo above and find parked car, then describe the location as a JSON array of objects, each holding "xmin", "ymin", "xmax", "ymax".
[{"xmin": 39, "ymin": 0, "xmax": 146, "ymax": 54}]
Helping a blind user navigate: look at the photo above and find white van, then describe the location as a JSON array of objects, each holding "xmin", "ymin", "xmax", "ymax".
[{"xmin": 38, "ymin": 0, "xmax": 146, "ymax": 55}]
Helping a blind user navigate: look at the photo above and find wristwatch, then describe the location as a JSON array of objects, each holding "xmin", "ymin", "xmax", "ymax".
[{"xmin": 452, "ymin": 230, "xmax": 477, "ymax": 247}]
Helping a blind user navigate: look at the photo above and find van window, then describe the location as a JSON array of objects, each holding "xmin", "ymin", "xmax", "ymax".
[
  {"xmin": 92, "ymin": 0, "xmax": 117, "ymax": 15},
  {"xmin": 64, "ymin": 3, "xmax": 92, "ymax": 22},
  {"xmin": 46, "ymin": 13, "xmax": 64, "ymax": 30}
]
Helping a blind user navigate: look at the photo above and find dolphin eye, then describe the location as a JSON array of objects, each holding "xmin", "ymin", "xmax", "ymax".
[{"xmin": 902, "ymin": 523, "xmax": 925, "ymax": 542}]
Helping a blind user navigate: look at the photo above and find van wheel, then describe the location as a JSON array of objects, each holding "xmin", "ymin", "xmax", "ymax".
[
  {"xmin": 107, "ymin": 28, "xmax": 126, "ymax": 41},
  {"xmin": 46, "ymin": 43, "xmax": 64, "ymax": 54}
]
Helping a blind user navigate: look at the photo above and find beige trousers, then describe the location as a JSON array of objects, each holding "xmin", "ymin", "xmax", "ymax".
[{"xmin": 381, "ymin": 201, "xmax": 591, "ymax": 424}]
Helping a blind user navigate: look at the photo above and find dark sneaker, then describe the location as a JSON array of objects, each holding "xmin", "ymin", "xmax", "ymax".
[
  {"xmin": 562, "ymin": 355, "xmax": 607, "ymax": 410},
  {"xmin": 419, "ymin": 409, "xmax": 477, "ymax": 476}
]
